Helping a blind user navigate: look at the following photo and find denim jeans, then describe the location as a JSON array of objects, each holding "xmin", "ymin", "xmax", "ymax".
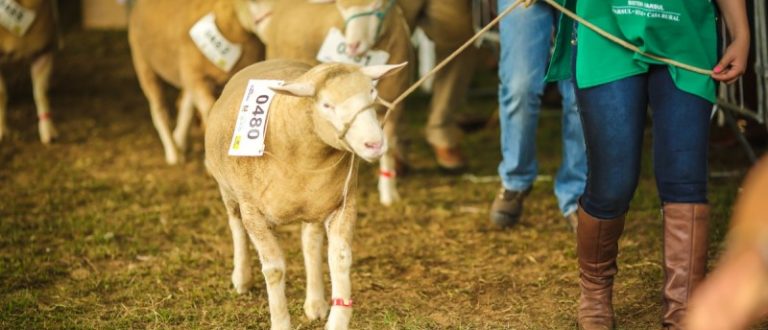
[
  {"xmin": 575, "ymin": 65, "xmax": 712, "ymax": 220},
  {"xmin": 497, "ymin": 0, "xmax": 587, "ymax": 216}
]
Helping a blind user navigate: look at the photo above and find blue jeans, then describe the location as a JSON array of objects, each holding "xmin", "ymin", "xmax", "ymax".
[
  {"xmin": 497, "ymin": 0, "xmax": 587, "ymax": 216},
  {"xmin": 576, "ymin": 65, "xmax": 712, "ymax": 220}
]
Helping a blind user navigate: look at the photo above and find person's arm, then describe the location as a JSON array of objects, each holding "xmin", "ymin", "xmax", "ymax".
[{"xmin": 711, "ymin": 0, "xmax": 750, "ymax": 83}]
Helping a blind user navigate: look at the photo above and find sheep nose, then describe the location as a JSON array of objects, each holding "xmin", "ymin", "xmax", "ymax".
[
  {"xmin": 364, "ymin": 141, "xmax": 382, "ymax": 151},
  {"xmin": 346, "ymin": 41, "xmax": 361, "ymax": 55}
]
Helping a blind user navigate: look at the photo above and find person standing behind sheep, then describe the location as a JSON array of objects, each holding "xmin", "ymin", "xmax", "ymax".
[
  {"xmin": 543, "ymin": 0, "xmax": 750, "ymax": 328},
  {"xmin": 398, "ymin": 0, "xmax": 477, "ymax": 171},
  {"xmin": 0, "ymin": 0, "xmax": 59, "ymax": 144},
  {"xmin": 489, "ymin": 0, "xmax": 586, "ymax": 231}
]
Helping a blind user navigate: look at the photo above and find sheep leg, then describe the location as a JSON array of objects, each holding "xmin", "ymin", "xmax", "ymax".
[
  {"xmin": 242, "ymin": 206, "xmax": 291, "ymax": 330},
  {"xmin": 131, "ymin": 46, "xmax": 181, "ymax": 164},
  {"xmin": 302, "ymin": 221, "xmax": 328, "ymax": 320},
  {"xmin": 325, "ymin": 210, "xmax": 355, "ymax": 330},
  {"xmin": 172, "ymin": 90, "xmax": 195, "ymax": 152},
  {"xmin": 30, "ymin": 52, "xmax": 57, "ymax": 144},
  {"xmin": 0, "ymin": 73, "xmax": 7, "ymax": 142},
  {"xmin": 188, "ymin": 79, "xmax": 216, "ymax": 129},
  {"xmin": 221, "ymin": 187, "xmax": 253, "ymax": 294},
  {"xmin": 379, "ymin": 103, "xmax": 403, "ymax": 206}
]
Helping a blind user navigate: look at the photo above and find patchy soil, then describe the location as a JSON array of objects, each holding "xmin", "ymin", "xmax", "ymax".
[{"xmin": 0, "ymin": 29, "xmax": 760, "ymax": 329}]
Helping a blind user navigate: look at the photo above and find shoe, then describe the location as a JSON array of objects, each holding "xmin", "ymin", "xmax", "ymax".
[
  {"xmin": 489, "ymin": 187, "xmax": 531, "ymax": 228},
  {"xmin": 565, "ymin": 211, "xmax": 578, "ymax": 233},
  {"xmin": 577, "ymin": 207, "xmax": 625, "ymax": 330},
  {"xmin": 433, "ymin": 145, "xmax": 467, "ymax": 173},
  {"xmin": 662, "ymin": 203, "xmax": 709, "ymax": 330}
]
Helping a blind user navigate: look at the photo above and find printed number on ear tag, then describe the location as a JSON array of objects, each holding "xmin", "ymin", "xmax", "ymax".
[
  {"xmin": 0, "ymin": 0, "xmax": 36, "ymax": 37},
  {"xmin": 316, "ymin": 28, "xmax": 390, "ymax": 67},
  {"xmin": 190, "ymin": 13, "xmax": 243, "ymax": 72},
  {"xmin": 229, "ymin": 80, "xmax": 284, "ymax": 157}
]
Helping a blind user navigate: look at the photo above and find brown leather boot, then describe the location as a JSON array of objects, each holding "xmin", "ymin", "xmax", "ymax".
[
  {"xmin": 577, "ymin": 208, "xmax": 625, "ymax": 330},
  {"xmin": 662, "ymin": 203, "xmax": 709, "ymax": 329}
]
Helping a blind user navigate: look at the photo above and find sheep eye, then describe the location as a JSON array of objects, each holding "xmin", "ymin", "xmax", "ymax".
[{"xmin": 322, "ymin": 103, "xmax": 334, "ymax": 110}]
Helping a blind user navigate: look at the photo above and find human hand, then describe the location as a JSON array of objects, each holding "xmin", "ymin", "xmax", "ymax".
[
  {"xmin": 686, "ymin": 249, "xmax": 768, "ymax": 330},
  {"xmin": 712, "ymin": 37, "xmax": 749, "ymax": 84}
]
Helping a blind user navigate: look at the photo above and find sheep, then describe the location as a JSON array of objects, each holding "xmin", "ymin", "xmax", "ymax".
[
  {"xmin": 398, "ymin": 0, "xmax": 477, "ymax": 170},
  {"xmin": 128, "ymin": 0, "xmax": 267, "ymax": 164},
  {"xmin": 0, "ymin": 0, "xmax": 59, "ymax": 144},
  {"xmin": 205, "ymin": 59, "xmax": 405, "ymax": 330},
  {"xmin": 253, "ymin": 0, "xmax": 414, "ymax": 206}
]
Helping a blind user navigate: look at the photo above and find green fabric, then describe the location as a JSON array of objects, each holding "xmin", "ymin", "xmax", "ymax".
[{"xmin": 547, "ymin": 0, "xmax": 718, "ymax": 102}]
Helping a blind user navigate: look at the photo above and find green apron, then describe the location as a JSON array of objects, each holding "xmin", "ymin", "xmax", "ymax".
[{"xmin": 547, "ymin": 0, "xmax": 718, "ymax": 103}]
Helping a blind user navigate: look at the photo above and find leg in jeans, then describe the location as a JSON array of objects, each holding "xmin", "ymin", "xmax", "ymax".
[
  {"xmin": 648, "ymin": 65, "xmax": 711, "ymax": 329},
  {"xmin": 496, "ymin": 0, "xmax": 556, "ymax": 192},
  {"xmin": 574, "ymin": 73, "xmax": 648, "ymax": 329},
  {"xmin": 577, "ymin": 73, "xmax": 648, "ymax": 219},
  {"xmin": 554, "ymin": 78, "xmax": 587, "ymax": 216},
  {"xmin": 649, "ymin": 66, "xmax": 710, "ymax": 205}
]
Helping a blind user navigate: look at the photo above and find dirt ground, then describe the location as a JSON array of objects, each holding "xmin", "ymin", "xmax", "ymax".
[{"xmin": 0, "ymin": 30, "xmax": 762, "ymax": 329}]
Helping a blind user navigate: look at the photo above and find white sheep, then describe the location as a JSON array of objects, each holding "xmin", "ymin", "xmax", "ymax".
[
  {"xmin": 253, "ymin": 0, "xmax": 413, "ymax": 206},
  {"xmin": 128, "ymin": 0, "xmax": 268, "ymax": 164},
  {"xmin": 0, "ymin": 0, "xmax": 58, "ymax": 144},
  {"xmin": 205, "ymin": 59, "xmax": 405, "ymax": 330}
]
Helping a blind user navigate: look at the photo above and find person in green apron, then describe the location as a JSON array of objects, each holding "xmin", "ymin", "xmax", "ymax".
[{"xmin": 538, "ymin": 0, "xmax": 751, "ymax": 328}]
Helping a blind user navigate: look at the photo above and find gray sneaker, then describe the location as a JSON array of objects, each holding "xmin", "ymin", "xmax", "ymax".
[{"xmin": 490, "ymin": 187, "xmax": 532, "ymax": 228}]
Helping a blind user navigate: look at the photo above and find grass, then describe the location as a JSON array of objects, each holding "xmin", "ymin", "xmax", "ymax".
[{"xmin": 0, "ymin": 29, "xmax": 758, "ymax": 329}]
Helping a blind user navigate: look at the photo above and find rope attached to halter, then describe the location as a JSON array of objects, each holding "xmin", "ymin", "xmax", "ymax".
[{"xmin": 343, "ymin": 0, "xmax": 397, "ymax": 45}]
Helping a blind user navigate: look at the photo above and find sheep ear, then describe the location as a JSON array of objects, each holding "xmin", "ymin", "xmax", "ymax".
[
  {"xmin": 307, "ymin": 0, "xmax": 335, "ymax": 3},
  {"xmin": 270, "ymin": 82, "xmax": 316, "ymax": 97},
  {"xmin": 360, "ymin": 62, "xmax": 408, "ymax": 80}
]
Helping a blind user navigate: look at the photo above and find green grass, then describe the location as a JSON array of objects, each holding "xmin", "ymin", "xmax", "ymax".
[{"xmin": 0, "ymin": 29, "xmax": 757, "ymax": 329}]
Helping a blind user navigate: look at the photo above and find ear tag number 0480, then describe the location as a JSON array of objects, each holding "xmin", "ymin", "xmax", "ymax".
[{"xmin": 229, "ymin": 80, "xmax": 283, "ymax": 157}]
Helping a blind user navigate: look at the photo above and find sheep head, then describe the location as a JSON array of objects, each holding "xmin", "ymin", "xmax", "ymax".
[
  {"xmin": 271, "ymin": 62, "xmax": 407, "ymax": 162},
  {"xmin": 310, "ymin": 0, "xmax": 391, "ymax": 57},
  {"xmin": 233, "ymin": 0, "xmax": 274, "ymax": 39}
]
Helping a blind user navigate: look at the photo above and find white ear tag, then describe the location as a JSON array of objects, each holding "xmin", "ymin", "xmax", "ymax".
[
  {"xmin": 189, "ymin": 13, "xmax": 243, "ymax": 72},
  {"xmin": 229, "ymin": 80, "xmax": 284, "ymax": 157},
  {"xmin": 0, "ymin": 0, "xmax": 36, "ymax": 37},
  {"xmin": 316, "ymin": 27, "xmax": 390, "ymax": 67}
]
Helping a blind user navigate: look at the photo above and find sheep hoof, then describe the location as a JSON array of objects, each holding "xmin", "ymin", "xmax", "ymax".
[
  {"xmin": 39, "ymin": 120, "xmax": 57, "ymax": 144},
  {"xmin": 172, "ymin": 130, "xmax": 187, "ymax": 152},
  {"xmin": 325, "ymin": 310, "xmax": 351, "ymax": 330},
  {"xmin": 231, "ymin": 270, "xmax": 253, "ymax": 294},
  {"xmin": 165, "ymin": 149, "xmax": 185, "ymax": 165},
  {"xmin": 378, "ymin": 179, "xmax": 401, "ymax": 206},
  {"xmin": 304, "ymin": 299, "xmax": 329, "ymax": 321},
  {"xmin": 379, "ymin": 190, "xmax": 400, "ymax": 206},
  {"xmin": 270, "ymin": 318, "xmax": 291, "ymax": 330}
]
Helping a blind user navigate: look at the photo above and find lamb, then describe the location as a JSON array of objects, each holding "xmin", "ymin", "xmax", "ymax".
[
  {"xmin": 205, "ymin": 59, "xmax": 405, "ymax": 330},
  {"xmin": 0, "ymin": 0, "xmax": 59, "ymax": 144},
  {"xmin": 128, "ymin": 0, "xmax": 268, "ymax": 164},
  {"xmin": 254, "ymin": 0, "xmax": 413, "ymax": 206}
]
